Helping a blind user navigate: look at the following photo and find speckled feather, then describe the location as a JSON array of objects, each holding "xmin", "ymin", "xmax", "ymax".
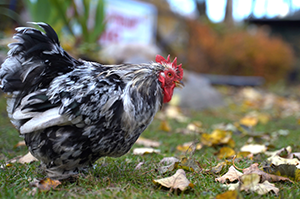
[{"xmin": 0, "ymin": 23, "xmax": 178, "ymax": 179}]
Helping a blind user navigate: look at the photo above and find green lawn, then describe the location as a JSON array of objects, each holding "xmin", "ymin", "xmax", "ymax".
[{"xmin": 0, "ymin": 87, "xmax": 300, "ymax": 199}]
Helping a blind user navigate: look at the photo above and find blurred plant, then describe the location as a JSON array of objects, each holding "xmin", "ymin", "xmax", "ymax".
[
  {"xmin": 24, "ymin": 0, "xmax": 106, "ymax": 59},
  {"xmin": 187, "ymin": 20, "xmax": 294, "ymax": 83},
  {"xmin": 0, "ymin": 1, "xmax": 24, "ymax": 31}
]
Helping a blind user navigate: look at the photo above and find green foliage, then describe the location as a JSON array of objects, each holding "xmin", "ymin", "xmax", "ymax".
[
  {"xmin": 24, "ymin": 0, "xmax": 106, "ymax": 56},
  {"xmin": 187, "ymin": 20, "xmax": 295, "ymax": 83}
]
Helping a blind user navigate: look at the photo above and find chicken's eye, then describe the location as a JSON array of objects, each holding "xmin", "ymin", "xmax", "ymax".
[{"xmin": 167, "ymin": 72, "xmax": 173, "ymax": 77}]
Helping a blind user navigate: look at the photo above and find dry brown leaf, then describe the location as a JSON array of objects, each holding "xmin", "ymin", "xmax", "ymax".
[
  {"xmin": 207, "ymin": 161, "xmax": 230, "ymax": 174},
  {"xmin": 18, "ymin": 152, "xmax": 38, "ymax": 164},
  {"xmin": 215, "ymin": 166, "xmax": 243, "ymax": 183},
  {"xmin": 263, "ymin": 164, "xmax": 300, "ymax": 181},
  {"xmin": 136, "ymin": 137, "xmax": 160, "ymax": 147},
  {"xmin": 265, "ymin": 146, "xmax": 292, "ymax": 157},
  {"xmin": 153, "ymin": 169, "xmax": 194, "ymax": 191},
  {"xmin": 157, "ymin": 157, "xmax": 180, "ymax": 174},
  {"xmin": 8, "ymin": 152, "xmax": 38, "ymax": 165},
  {"xmin": 243, "ymin": 163, "xmax": 292, "ymax": 183},
  {"xmin": 240, "ymin": 144, "xmax": 267, "ymax": 154},
  {"xmin": 30, "ymin": 178, "xmax": 61, "ymax": 191},
  {"xmin": 133, "ymin": 148, "xmax": 160, "ymax": 155},
  {"xmin": 215, "ymin": 190, "xmax": 241, "ymax": 199},
  {"xmin": 14, "ymin": 141, "xmax": 26, "ymax": 148},
  {"xmin": 216, "ymin": 147, "xmax": 236, "ymax": 159}
]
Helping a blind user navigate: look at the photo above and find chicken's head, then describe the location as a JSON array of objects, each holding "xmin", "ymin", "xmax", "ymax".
[{"xmin": 156, "ymin": 54, "xmax": 183, "ymax": 103}]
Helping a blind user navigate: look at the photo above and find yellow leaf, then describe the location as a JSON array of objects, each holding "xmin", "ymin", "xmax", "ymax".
[
  {"xmin": 178, "ymin": 157, "xmax": 200, "ymax": 172},
  {"xmin": 153, "ymin": 169, "xmax": 194, "ymax": 191},
  {"xmin": 159, "ymin": 120, "xmax": 171, "ymax": 132},
  {"xmin": 257, "ymin": 113, "xmax": 270, "ymax": 124},
  {"xmin": 208, "ymin": 161, "xmax": 230, "ymax": 174},
  {"xmin": 216, "ymin": 147, "xmax": 236, "ymax": 159},
  {"xmin": 236, "ymin": 151, "xmax": 252, "ymax": 159},
  {"xmin": 240, "ymin": 173, "xmax": 260, "ymax": 191},
  {"xmin": 201, "ymin": 129, "xmax": 232, "ymax": 146},
  {"xmin": 240, "ymin": 174, "xmax": 279, "ymax": 195},
  {"xmin": 215, "ymin": 190, "xmax": 241, "ymax": 199},
  {"xmin": 239, "ymin": 116, "xmax": 258, "ymax": 127},
  {"xmin": 30, "ymin": 178, "xmax": 61, "ymax": 191},
  {"xmin": 176, "ymin": 142, "xmax": 202, "ymax": 152}
]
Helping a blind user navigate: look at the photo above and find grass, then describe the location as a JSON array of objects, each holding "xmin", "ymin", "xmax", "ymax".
[{"xmin": 0, "ymin": 88, "xmax": 300, "ymax": 199}]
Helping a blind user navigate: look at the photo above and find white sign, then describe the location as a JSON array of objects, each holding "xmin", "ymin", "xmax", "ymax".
[{"xmin": 100, "ymin": 0, "xmax": 157, "ymax": 45}]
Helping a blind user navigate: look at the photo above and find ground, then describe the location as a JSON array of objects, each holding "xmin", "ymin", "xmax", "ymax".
[{"xmin": 0, "ymin": 86, "xmax": 300, "ymax": 198}]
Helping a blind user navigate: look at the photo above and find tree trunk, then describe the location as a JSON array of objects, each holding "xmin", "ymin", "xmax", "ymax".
[
  {"xmin": 196, "ymin": 0, "xmax": 207, "ymax": 20},
  {"xmin": 224, "ymin": 0, "xmax": 233, "ymax": 26}
]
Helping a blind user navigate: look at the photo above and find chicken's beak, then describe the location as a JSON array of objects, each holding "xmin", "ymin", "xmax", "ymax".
[{"xmin": 175, "ymin": 80, "xmax": 184, "ymax": 88}]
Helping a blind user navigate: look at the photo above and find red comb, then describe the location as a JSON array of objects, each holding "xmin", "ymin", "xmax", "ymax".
[{"xmin": 156, "ymin": 54, "xmax": 183, "ymax": 79}]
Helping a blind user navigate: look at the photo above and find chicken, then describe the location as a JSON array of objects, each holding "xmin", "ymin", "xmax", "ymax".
[{"xmin": 0, "ymin": 22, "xmax": 183, "ymax": 179}]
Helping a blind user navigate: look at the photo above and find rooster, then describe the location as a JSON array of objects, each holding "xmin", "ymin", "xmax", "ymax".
[{"xmin": 0, "ymin": 22, "xmax": 183, "ymax": 179}]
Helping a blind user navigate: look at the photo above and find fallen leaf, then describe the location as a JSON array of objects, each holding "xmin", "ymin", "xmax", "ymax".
[
  {"xmin": 178, "ymin": 157, "xmax": 201, "ymax": 172},
  {"xmin": 14, "ymin": 141, "xmax": 26, "ymax": 148},
  {"xmin": 215, "ymin": 166, "xmax": 243, "ymax": 183},
  {"xmin": 7, "ymin": 152, "xmax": 38, "ymax": 164},
  {"xmin": 159, "ymin": 157, "xmax": 180, "ymax": 165},
  {"xmin": 30, "ymin": 178, "xmax": 61, "ymax": 191},
  {"xmin": 165, "ymin": 105, "xmax": 188, "ymax": 122},
  {"xmin": 136, "ymin": 137, "xmax": 160, "ymax": 147},
  {"xmin": 18, "ymin": 152, "xmax": 38, "ymax": 164},
  {"xmin": 215, "ymin": 190, "xmax": 241, "ymax": 199},
  {"xmin": 240, "ymin": 144, "xmax": 267, "ymax": 154},
  {"xmin": 222, "ymin": 182, "xmax": 240, "ymax": 191},
  {"xmin": 159, "ymin": 120, "xmax": 171, "ymax": 132},
  {"xmin": 267, "ymin": 155, "xmax": 300, "ymax": 166},
  {"xmin": 201, "ymin": 129, "xmax": 234, "ymax": 147},
  {"xmin": 216, "ymin": 147, "xmax": 236, "ymax": 159},
  {"xmin": 236, "ymin": 151, "xmax": 252, "ymax": 159},
  {"xmin": 265, "ymin": 146, "xmax": 292, "ymax": 157},
  {"xmin": 176, "ymin": 141, "xmax": 202, "ymax": 153},
  {"xmin": 264, "ymin": 164, "xmax": 300, "ymax": 181},
  {"xmin": 207, "ymin": 161, "xmax": 230, "ymax": 174},
  {"xmin": 186, "ymin": 121, "xmax": 202, "ymax": 133},
  {"xmin": 157, "ymin": 157, "xmax": 180, "ymax": 174},
  {"xmin": 134, "ymin": 162, "xmax": 144, "ymax": 170},
  {"xmin": 240, "ymin": 173, "xmax": 279, "ymax": 195},
  {"xmin": 133, "ymin": 148, "xmax": 160, "ymax": 155},
  {"xmin": 243, "ymin": 163, "xmax": 293, "ymax": 183},
  {"xmin": 153, "ymin": 169, "xmax": 194, "ymax": 191},
  {"xmin": 240, "ymin": 116, "xmax": 258, "ymax": 127}
]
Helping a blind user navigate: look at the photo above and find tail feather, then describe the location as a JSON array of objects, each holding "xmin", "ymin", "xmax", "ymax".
[{"xmin": 0, "ymin": 22, "xmax": 82, "ymax": 111}]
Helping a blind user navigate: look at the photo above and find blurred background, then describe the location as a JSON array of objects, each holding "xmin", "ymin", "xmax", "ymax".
[{"xmin": 1, "ymin": 0, "xmax": 300, "ymax": 109}]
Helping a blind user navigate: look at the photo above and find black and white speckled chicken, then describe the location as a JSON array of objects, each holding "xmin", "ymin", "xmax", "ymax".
[{"xmin": 0, "ymin": 23, "xmax": 183, "ymax": 179}]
